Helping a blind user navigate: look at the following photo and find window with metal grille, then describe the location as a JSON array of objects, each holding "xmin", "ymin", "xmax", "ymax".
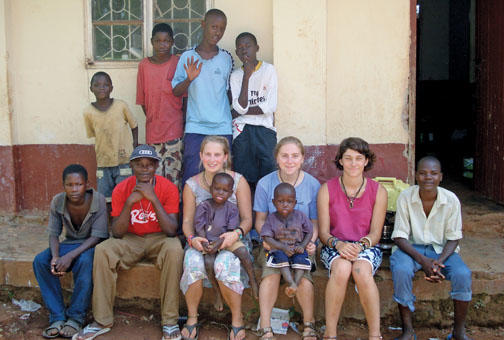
[{"xmin": 86, "ymin": 0, "xmax": 210, "ymax": 66}]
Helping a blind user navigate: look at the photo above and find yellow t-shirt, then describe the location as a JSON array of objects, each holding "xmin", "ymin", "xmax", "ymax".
[{"xmin": 83, "ymin": 99, "xmax": 138, "ymax": 167}]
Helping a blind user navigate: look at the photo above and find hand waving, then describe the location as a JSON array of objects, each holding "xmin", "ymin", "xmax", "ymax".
[{"xmin": 184, "ymin": 56, "xmax": 202, "ymax": 81}]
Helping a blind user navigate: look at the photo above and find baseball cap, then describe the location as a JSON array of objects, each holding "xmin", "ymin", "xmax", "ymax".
[{"xmin": 129, "ymin": 145, "xmax": 161, "ymax": 161}]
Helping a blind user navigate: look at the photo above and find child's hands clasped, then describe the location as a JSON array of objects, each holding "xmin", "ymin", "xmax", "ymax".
[
  {"xmin": 282, "ymin": 245, "xmax": 295, "ymax": 257},
  {"xmin": 203, "ymin": 238, "xmax": 223, "ymax": 254},
  {"xmin": 294, "ymin": 245, "xmax": 305, "ymax": 254}
]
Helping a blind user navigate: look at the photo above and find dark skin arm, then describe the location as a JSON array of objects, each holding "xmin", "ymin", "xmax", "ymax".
[
  {"xmin": 112, "ymin": 182, "xmax": 178, "ymax": 238},
  {"xmin": 263, "ymin": 236, "xmax": 295, "ymax": 257},
  {"xmin": 236, "ymin": 60, "xmax": 263, "ymax": 116},
  {"xmin": 51, "ymin": 236, "xmax": 102, "ymax": 275},
  {"xmin": 394, "ymin": 238, "xmax": 459, "ymax": 282},
  {"xmin": 294, "ymin": 230, "xmax": 313, "ymax": 254},
  {"xmin": 172, "ymin": 56, "xmax": 201, "ymax": 97},
  {"xmin": 131, "ymin": 126, "xmax": 138, "ymax": 148}
]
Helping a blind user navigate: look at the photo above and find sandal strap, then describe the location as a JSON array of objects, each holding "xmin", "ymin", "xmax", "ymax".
[
  {"xmin": 231, "ymin": 325, "xmax": 245, "ymax": 336},
  {"xmin": 258, "ymin": 326, "xmax": 274, "ymax": 337},
  {"xmin": 163, "ymin": 324, "xmax": 181, "ymax": 334},
  {"xmin": 303, "ymin": 321, "xmax": 316, "ymax": 329}
]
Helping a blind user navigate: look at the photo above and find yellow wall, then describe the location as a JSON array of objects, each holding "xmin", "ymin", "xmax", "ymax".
[
  {"xmin": 0, "ymin": 0, "xmax": 11, "ymax": 146},
  {"xmin": 326, "ymin": 0, "xmax": 410, "ymax": 144},
  {"xmin": 273, "ymin": 0, "xmax": 327, "ymax": 145},
  {"xmin": 215, "ymin": 0, "xmax": 273, "ymax": 65},
  {"xmin": 3, "ymin": 0, "xmax": 410, "ymax": 147}
]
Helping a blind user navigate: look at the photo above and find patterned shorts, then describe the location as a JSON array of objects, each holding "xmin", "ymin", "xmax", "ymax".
[
  {"xmin": 151, "ymin": 138, "xmax": 183, "ymax": 191},
  {"xmin": 320, "ymin": 244, "xmax": 383, "ymax": 276}
]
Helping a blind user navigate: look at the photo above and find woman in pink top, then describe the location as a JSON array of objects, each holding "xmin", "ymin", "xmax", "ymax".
[{"xmin": 318, "ymin": 137, "xmax": 387, "ymax": 340}]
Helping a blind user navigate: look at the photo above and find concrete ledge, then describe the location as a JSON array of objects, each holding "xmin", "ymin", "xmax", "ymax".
[{"xmin": 1, "ymin": 224, "xmax": 503, "ymax": 326}]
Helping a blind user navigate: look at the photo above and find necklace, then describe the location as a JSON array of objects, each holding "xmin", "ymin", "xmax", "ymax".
[
  {"xmin": 340, "ymin": 176, "xmax": 365, "ymax": 208},
  {"xmin": 139, "ymin": 200, "xmax": 152, "ymax": 221},
  {"xmin": 202, "ymin": 171, "xmax": 212, "ymax": 188},
  {"xmin": 279, "ymin": 170, "xmax": 301, "ymax": 186}
]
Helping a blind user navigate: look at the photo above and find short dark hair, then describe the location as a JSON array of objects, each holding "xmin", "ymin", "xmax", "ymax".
[
  {"xmin": 90, "ymin": 71, "xmax": 112, "ymax": 87},
  {"xmin": 235, "ymin": 32, "xmax": 257, "ymax": 45},
  {"xmin": 334, "ymin": 137, "xmax": 376, "ymax": 171},
  {"xmin": 212, "ymin": 172, "xmax": 234, "ymax": 188},
  {"xmin": 274, "ymin": 182, "xmax": 296, "ymax": 198},
  {"xmin": 204, "ymin": 8, "xmax": 226, "ymax": 21},
  {"xmin": 152, "ymin": 23, "xmax": 173, "ymax": 39},
  {"xmin": 62, "ymin": 164, "xmax": 88, "ymax": 183},
  {"xmin": 417, "ymin": 155, "xmax": 442, "ymax": 171}
]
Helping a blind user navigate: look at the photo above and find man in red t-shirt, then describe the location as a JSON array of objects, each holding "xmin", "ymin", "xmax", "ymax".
[{"xmin": 75, "ymin": 145, "xmax": 183, "ymax": 340}]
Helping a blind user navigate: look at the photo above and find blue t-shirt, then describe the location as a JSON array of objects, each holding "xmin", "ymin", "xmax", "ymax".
[
  {"xmin": 254, "ymin": 171, "xmax": 321, "ymax": 220},
  {"xmin": 172, "ymin": 48, "xmax": 233, "ymax": 135}
]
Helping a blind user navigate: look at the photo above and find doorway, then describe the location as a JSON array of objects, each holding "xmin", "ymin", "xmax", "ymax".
[{"xmin": 415, "ymin": 0, "xmax": 475, "ymax": 185}]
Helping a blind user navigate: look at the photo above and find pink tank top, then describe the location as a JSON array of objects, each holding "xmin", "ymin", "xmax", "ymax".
[{"xmin": 327, "ymin": 177, "xmax": 379, "ymax": 241}]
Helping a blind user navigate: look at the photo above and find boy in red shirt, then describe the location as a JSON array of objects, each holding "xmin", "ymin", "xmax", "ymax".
[
  {"xmin": 74, "ymin": 145, "xmax": 183, "ymax": 340},
  {"xmin": 137, "ymin": 23, "xmax": 184, "ymax": 190}
]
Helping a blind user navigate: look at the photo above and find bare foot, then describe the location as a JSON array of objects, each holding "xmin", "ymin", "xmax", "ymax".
[
  {"xmin": 284, "ymin": 283, "xmax": 297, "ymax": 298},
  {"xmin": 214, "ymin": 290, "xmax": 224, "ymax": 312}
]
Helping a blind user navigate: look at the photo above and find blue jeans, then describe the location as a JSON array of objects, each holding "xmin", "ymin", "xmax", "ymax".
[
  {"xmin": 97, "ymin": 164, "xmax": 132, "ymax": 198},
  {"xmin": 33, "ymin": 243, "xmax": 94, "ymax": 324},
  {"xmin": 390, "ymin": 244, "xmax": 472, "ymax": 312}
]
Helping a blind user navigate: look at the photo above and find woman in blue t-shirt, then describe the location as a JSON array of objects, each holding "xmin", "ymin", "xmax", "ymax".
[{"xmin": 254, "ymin": 136, "xmax": 320, "ymax": 340}]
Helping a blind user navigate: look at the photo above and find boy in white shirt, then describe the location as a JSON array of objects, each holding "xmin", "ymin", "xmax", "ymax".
[{"xmin": 230, "ymin": 32, "xmax": 277, "ymax": 190}]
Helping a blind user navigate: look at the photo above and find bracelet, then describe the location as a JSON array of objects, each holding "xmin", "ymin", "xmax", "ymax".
[
  {"xmin": 234, "ymin": 229, "xmax": 243, "ymax": 240},
  {"xmin": 236, "ymin": 226, "xmax": 245, "ymax": 237},
  {"xmin": 359, "ymin": 236, "xmax": 372, "ymax": 248},
  {"xmin": 359, "ymin": 240, "xmax": 367, "ymax": 251},
  {"xmin": 187, "ymin": 234, "xmax": 195, "ymax": 247},
  {"xmin": 328, "ymin": 236, "xmax": 339, "ymax": 249}
]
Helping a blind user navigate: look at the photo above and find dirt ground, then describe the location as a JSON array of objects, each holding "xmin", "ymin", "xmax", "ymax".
[{"xmin": 0, "ymin": 288, "xmax": 503, "ymax": 340}]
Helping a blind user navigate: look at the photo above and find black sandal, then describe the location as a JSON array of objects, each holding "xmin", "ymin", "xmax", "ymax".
[
  {"xmin": 228, "ymin": 325, "xmax": 246, "ymax": 340},
  {"xmin": 181, "ymin": 322, "xmax": 200, "ymax": 340},
  {"xmin": 302, "ymin": 322, "xmax": 318, "ymax": 340},
  {"xmin": 257, "ymin": 326, "xmax": 276, "ymax": 340}
]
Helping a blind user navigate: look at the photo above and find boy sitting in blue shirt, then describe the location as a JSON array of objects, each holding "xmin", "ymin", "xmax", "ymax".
[
  {"xmin": 33, "ymin": 164, "xmax": 108, "ymax": 339},
  {"xmin": 172, "ymin": 8, "xmax": 233, "ymax": 185}
]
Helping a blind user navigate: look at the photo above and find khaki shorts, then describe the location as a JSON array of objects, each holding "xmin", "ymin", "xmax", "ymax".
[{"xmin": 259, "ymin": 247, "xmax": 313, "ymax": 283}]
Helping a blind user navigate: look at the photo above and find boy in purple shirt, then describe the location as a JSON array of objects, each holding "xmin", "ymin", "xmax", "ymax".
[
  {"xmin": 194, "ymin": 172, "xmax": 259, "ymax": 299},
  {"xmin": 261, "ymin": 183, "xmax": 313, "ymax": 298}
]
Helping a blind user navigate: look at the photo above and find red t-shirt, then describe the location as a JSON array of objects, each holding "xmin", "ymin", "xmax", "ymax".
[
  {"xmin": 111, "ymin": 175, "xmax": 179, "ymax": 236},
  {"xmin": 136, "ymin": 56, "xmax": 184, "ymax": 144}
]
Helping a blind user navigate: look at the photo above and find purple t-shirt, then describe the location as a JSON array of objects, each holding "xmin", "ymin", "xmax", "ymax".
[
  {"xmin": 260, "ymin": 210, "xmax": 313, "ymax": 246},
  {"xmin": 327, "ymin": 177, "xmax": 379, "ymax": 241},
  {"xmin": 194, "ymin": 199, "xmax": 240, "ymax": 242}
]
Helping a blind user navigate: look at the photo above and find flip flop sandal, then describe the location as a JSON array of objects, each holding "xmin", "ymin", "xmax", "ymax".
[
  {"xmin": 162, "ymin": 324, "xmax": 182, "ymax": 340},
  {"xmin": 60, "ymin": 319, "xmax": 82, "ymax": 338},
  {"xmin": 181, "ymin": 322, "xmax": 200, "ymax": 340},
  {"xmin": 228, "ymin": 325, "xmax": 246, "ymax": 340},
  {"xmin": 42, "ymin": 320, "xmax": 65, "ymax": 339},
  {"xmin": 71, "ymin": 324, "xmax": 111, "ymax": 340}
]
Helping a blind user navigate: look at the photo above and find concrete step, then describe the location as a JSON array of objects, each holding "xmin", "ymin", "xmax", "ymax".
[{"xmin": 1, "ymin": 224, "xmax": 503, "ymax": 327}]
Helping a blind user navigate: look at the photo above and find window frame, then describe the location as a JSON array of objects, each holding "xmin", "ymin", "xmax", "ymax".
[{"xmin": 84, "ymin": 0, "xmax": 213, "ymax": 69}]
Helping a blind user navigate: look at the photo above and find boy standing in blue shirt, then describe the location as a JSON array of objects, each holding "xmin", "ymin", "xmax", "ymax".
[{"xmin": 172, "ymin": 8, "xmax": 233, "ymax": 185}]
